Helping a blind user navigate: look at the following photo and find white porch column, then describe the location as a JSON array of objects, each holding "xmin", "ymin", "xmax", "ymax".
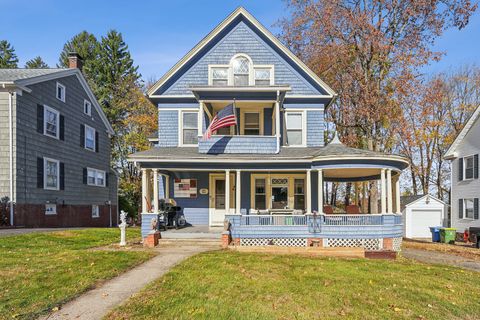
[
  {"xmin": 380, "ymin": 169, "xmax": 386, "ymax": 213},
  {"xmin": 306, "ymin": 169, "xmax": 312, "ymax": 214},
  {"xmin": 387, "ymin": 169, "xmax": 393, "ymax": 213},
  {"xmin": 275, "ymin": 100, "xmax": 280, "ymax": 152},
  {"xmin": 165, "ymin": 174, "xmax": 170, "ymax": 199},
  {"xmin": 236, "ymin": 170, "xmax": 241, "ymax": 214},
  {"xmin": 225, "ymin": 169, "xmax": 230, "ymax": 214},
  {"xmin": 395, "ymin": 174, "xmax": 401, "ymax": 213},
  {"xmin": 141, "ymin": 168, "xmax": 148, "ymax": 213},
  {"xmin": 198, "ymin": 102, "xmax": 204, "ymax": 137},
  {"xmin": 317, "ymin": 169, "xmax": 323, "ymax": 213},
  {"xmin": 152, "ymin": 169, "xmax": 159, "ymax": 214}
]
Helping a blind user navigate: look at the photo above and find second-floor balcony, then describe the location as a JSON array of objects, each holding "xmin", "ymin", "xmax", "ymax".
[{"xmin": 198, "ymin": 135, "xmax": 277, "ymax": 154}]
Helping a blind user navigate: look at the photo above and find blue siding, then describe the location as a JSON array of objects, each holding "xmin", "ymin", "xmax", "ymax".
[
  {"xmin": 163, "ymin": 22, "xmax": 319, "ymax": 96},
  {"xmin": 264, "ymin": 107, "xmax": 273, "ymax": 135},
  {"xmin": 198, "ymin": 135, "xmax": 277, "ymax": 154},
  {"xmin": 307, "ymin": 110, "xmax": 324, "ymax": 147},
  {"xmin": 158, "ymin": 110, "xmax": 178, "ymax": 147}
]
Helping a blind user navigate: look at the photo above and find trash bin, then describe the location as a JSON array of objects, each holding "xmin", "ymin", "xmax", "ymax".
[
  {"xmin": 429, "ymin": 226, "xmax": 442, "ymax": 242},
  {"xmin": 440, "ymin": 228, "xmax": 457, "ymax": 244},
  {"xmin": 469, "ymin": 227, "xmax": 480, "ymax": 249}
]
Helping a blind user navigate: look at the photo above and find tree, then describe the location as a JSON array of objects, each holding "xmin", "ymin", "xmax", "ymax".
[
  {"xmin": 25, "ymin": 56, "xmax": 49, "ymax": 69},
  {"xmin": 0, "ymin": 40, "xmax": 18, "ymax": 68},
  {"xmin": 58, "ymin": 31, "xmax": 99, "ymax": 80}
]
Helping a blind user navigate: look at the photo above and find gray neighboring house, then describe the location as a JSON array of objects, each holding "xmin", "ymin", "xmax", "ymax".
[
  {"xmin": 0, "ymin": 55, "xmax": 118, "ymax": 227},
  {"xmin": 445, "ymin": 104, "xmax": 480, "ymax": 232}
]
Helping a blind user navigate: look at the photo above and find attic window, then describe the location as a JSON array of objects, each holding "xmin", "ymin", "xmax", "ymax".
[
  {"xmin": 212, "ymin": 67, "xmax": 228, "ymax": 86},
  {"xmin": 254, "ymin": 68, "xmax": 271, "ymax": 86},
  {"xmin": 233, "ymin": 56, "xmax": 250, "ymax": 86}
]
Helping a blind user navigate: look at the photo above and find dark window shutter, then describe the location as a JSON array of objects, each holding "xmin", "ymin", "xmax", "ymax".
[
  {"xmin": 60, "ymin": 162, "xmax": 65, "ymax": 190},
  {"xmin": 95, "ymin": 131, "xmax": 99, "ymax": 152},
  {"xmin": 474, "ymin": 154, "xmax": 479, "ymax": 179},
  {"xmin": 37, "ymin": 104, "xmax": 44, "ymax": 134},
  {"xmin": 37, "ymin": 157, "xmax": 44, "ymax": 188},
  {"xmin": 459, "ymin": 198, "xmax": 463, "ymax": 219},
  {"xmin": 105, "ymin": 172, "xmax": 109, "ymax": 187},
  {"xmin": 458, "ymin": 158, "xmax": 463, "ymax": 181},
  {"xmin": 80, "ymin": 124, "xmax": 85, "ymax": 147},
  {"xmin": 83, "ymin": 168, "xmax": 87, "ymax": 184},
  {"xmin": 59, "ymin": 115, "xmax": 65, "ymax": 141},
  {"xmin": 475, "ymin": 198, "xmax": 479, "ymax": 220}
]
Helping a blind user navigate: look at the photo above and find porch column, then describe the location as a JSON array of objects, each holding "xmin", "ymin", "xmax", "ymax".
[
  {"xmin": 152, "ymin": 169, "xmax": 159, "ymax": 214},
  {"xmin": 141, "ymin": 168, "xmax": 148, "ymax": 213},
  {"xmin": 275, "ymin": 100, "xmax": 280, "ymax": 152},
  {"xmin": 236, "ymin": 170, "xmax": 241, "ymax": 214},
  {"xmin": 165, "ymin": 174, "xmax": 170, "ymax": 199},
  {"xmin": 395, "ymin": 174, "xmax": 401, "ymax": 213},
  {"xmin": 317, "ymin": 169, "xmax": 323, "ymax": 213},
  {"xmin": 198, "ymin": 102, "xmax": 204, "ymax": 137},
  {"xmin": 225, "ymin": 169, "xmax": 230, "ymax": 214},
  {"xmin": 387, "ymin": 169, "xmax": 393, "ymax": 213},
  {"xmin": 306, "ymin": 169, "xmax": 312, "ymax": 214},
  {"xmin": 380, "ymin": 169, "xmax": 386, "ymax": 213}
]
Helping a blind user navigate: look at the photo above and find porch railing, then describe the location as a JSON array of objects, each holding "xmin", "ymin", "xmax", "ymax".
[
  {"xmin": 241, "ymin": 214, "xmax": 307, "ymax": 226},
  {"xmin": 323, "ymin": 214, "xmax": 384, "ymax": 226}
]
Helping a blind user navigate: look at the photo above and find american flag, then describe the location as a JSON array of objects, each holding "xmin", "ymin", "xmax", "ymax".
[{"xmin": 203, "ymin": 103, "xmax": 237, "ymax": 140}]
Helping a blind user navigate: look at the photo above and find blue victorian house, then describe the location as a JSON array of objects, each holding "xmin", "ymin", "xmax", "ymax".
[{"xmin": 130, "ymin": 7, "xmax": 408, "ymax": 253}]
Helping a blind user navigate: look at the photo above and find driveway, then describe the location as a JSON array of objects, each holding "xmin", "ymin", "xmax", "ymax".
[{"xmin": 402, "ymin": 248, "xmax": 480, "ymax": 272}]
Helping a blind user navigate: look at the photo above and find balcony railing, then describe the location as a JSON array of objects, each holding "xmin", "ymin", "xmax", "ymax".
[
  {"xmin": 241, "ymin": 215, "xmax": 307, "ymax": 226},
  {"xmin": 198, "ymin": 135, "xmax": 277, "ymax": 154}
]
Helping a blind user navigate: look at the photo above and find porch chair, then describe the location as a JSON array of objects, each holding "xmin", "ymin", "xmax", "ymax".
[
  {"xmin": 323, "ymin": 205, "xmax": 334, "ymax": 214},
  {"xmin": 345, "ymin": 205, "xmax": 361, "ymax": 214}
]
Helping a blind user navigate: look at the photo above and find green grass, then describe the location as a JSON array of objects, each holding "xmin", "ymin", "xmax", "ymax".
[
  {"xmin": 107, "ymin": 251, "xmax": 480, "ymax": 320},
  {"xmin": 0, "ymin": 228, "xmax": 154, "ymax": 319}
]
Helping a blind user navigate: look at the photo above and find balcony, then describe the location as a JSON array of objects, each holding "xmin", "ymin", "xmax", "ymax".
[{"xmin": 198, "ymin": 135, "xmax": 277, "ymax": 154}]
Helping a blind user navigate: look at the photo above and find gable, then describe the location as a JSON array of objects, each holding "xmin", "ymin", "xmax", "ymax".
[{"xmin": 445, "ymin": 104, "xmax": 480, "ymax": 159}]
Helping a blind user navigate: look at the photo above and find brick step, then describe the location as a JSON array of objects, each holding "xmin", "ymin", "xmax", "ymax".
[{"xmin": 229, "ymin": 245, "xmax": 366, "ymax": 258}]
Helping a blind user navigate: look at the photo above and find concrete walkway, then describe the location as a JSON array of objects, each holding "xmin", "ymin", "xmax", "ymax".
[
  {"xmin": 42, "ymin": 240, "xmax": 220, "ymax": 320},
  {"xmin": 402, "ymin": 248, "xmax": 480, "ymax": 272}
]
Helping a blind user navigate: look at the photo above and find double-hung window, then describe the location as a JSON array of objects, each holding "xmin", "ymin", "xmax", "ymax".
[
  {"xmin": 464, "ymin": 199, "xmax": 474, "ymax": 219},
  {"xmin": 294, "ymin": 179, "xmax": 305, "ymax": 210},
  {"xmin": 44, "ymin": 157, "xmax": 59, "ymax": 190},
  {"xmin": 211, "ymin": 67, "xmax": 228, "ymax": 86},
  {"xmin": 56, "ymin": 82, "xmax": 66, "ymax": 102},
  {"xmin": 286, "ymin": 112, "xmax": 304, "ymax": 146},
  {"xmin": 181, "ymin": 112, "xmax": 198, "ymax": 145},
  {"xmin": 464, "ymin": 156, "xmax": 474, "ymax": 180},
  {"xmin": 87, "ymin": 168, "xmax": 106, "ymax": 187},
  {"xmin": 244, "ymin": 112, "xmax": 260, "ymax": 135},
  {"xmin": 84, "ymin": 100, "xmax": 92, "ymax": 116},
  {"xmin": 85, "ymin": 125, "xmax": 96, "ymax": 151},
  {"xmin": 254, "ymin": 68, "xmax": 272, "ymax": 86},
  {"xmin": 44, "ymin": 106, "xmax": 59, "ymax": 139},
  {"xmin": 254, "ymin": 178, "xmax": 266, "ymax": 210}
]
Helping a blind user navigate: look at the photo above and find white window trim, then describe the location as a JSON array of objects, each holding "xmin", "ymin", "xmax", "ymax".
[
  {"xmin": 43, "ymin": 105, "xmax": 60, "ymax": 139},
  {"xmin": 285, "ymin": 110, "xmax": 307, "ymax": 147},
  {"xmin": 254, "ymin": 64, "xmax": 274, "ymax": 85},
  {"xmin": 92, "ymin": 205, "xmax": 100, "ymax": 218},
  {"xmin": 45, "ymin": 203, "xmax": 57, "ymax": 215},
  {"xmin": 87, "ymin": 167, "xmax": 106, "ymax": 187},
  {"xmin": 84, "ymin": 99, "xmax": 92, "ymax": 116},
  {"xmin": 463, "ymin": 198, "xmax": 475, "ymax": 220},
  {"xmin": 178, "ymin": 109, "xmax": 199, "ymax": 147},
  {"xmin": 56, "ymin": 82, "xmax": 66, "ymax": 102},
  {"xmin": 463, "ymin": 155, "xmax": 475, "ymax": 180},
  {"xmin": 208, "ymin": 65, "xmax": 229, "ymax": 86},
  {"xmin": 84, "ymin": 124, "xmax": 96, "ymax": 152},
  {"xmin": 43, "ymin": 157, "xmax": 60, "ymax": 191}
]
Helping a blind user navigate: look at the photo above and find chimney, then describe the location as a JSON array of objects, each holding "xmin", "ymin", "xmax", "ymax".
[{"xmin": 68, "ymin": 52, "xmax": 83, "ymax": 70}]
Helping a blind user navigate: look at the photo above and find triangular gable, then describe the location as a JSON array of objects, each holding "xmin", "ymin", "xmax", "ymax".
[
  {"xmin": 148, "ymin": 7, "xmax": 336, "ymax": 98},
  {"xmin": 405, "ymin": 194, "xmax": 447, "ymax": 208},
  {"xmin": 444, "ymin": 104, "xmax": 480, "ymax": 159}
]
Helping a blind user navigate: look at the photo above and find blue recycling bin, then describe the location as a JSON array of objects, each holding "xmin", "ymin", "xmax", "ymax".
[{"xmin": 429, "ymin": 226, "xmax": 442, "ymax": 242}]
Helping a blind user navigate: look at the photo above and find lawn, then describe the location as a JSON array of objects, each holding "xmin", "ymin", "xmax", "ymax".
[
  {"xmin": 0, "ymin": 228, "xmax": 154, "ymax": 320},
  {"xmin": 107, "ymin": 250, "xmax": 480, "ymax": 320}
]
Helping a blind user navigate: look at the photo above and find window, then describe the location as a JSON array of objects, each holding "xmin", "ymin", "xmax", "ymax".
[
  {"xmin": 182, "ymin": 112, "xmax": 198, "ymax": 145},
  {"xmin": 85, "ymin": 125, "xmax": 95, "ymax": 151},
  {"xmin": 56, "ymin": 82, "xmax": 66, "ymax": 102},
  {"xmin": 294, "ymin": 179, "xmax": 305, "ymax": 210},
  {"xmin": 254, "ymin": 68, "xmax": 271, "ymax": 86},
  {"xmin": 254, "ymin": 179, "xmax": 266, "ymax": 210},
  {"xmin": 464, "ymin": 156, "xmax": 474, "ymax": 180},
  {"xmin": 233, "ymin": 56, "xmax": 250, "ymax": 86},
  {"xmin": 211, "ymin": 67, "xmax": 228, "ymax": 86},
  {"xmin": 244, "ymin": 112, "xmax": 260, "ymax": 135},
  {"xmin": 44, "ymin": 158, "xmax": 59, "ymax": 190},
  {"xmin": 464, "ymin": 199, "xmax": 474, "ymax": 219},
  {"xmin": 44, "ymin": 106, "xmax": 59, "ymax": 139},
  {"xmin": 84, "ymin": 100, "xmax": 92, "ymax": 116},
  {"xmin": 286, "ymin": 112, "xmax": 304, "ymax": 146},
  {"xmin": 92, "ymin": 205, "xmax": 100, "ymax": 218},
  {"xmin": 87, "ymin": 168, "xmax": 106, "ymax": 187},
  {"xmin": 45, "ymin": 204, "xmax": 57, "ymax": 215}
]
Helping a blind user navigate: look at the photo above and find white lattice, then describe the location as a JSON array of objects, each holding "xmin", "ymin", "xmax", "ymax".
[
  {"xmin": 240, "ymin": 238, "xmax": 307, "ymax": 247},
  {"xmin": 325, "ymin": 238, "xmax": 382, "ymax": 251},
  {"xmin": 392, "ymin": 237, "xmax": 402, "ymax": 252}
]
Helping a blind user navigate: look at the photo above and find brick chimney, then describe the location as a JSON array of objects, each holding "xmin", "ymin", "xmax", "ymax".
[{"xmin": 68, "ymin": 52, "xmax": 83, "ymax": 70}]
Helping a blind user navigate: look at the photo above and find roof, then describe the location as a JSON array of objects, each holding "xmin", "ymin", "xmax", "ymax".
[
  {"xmin": 0, "ymin": 68, "xmax": 65, "ymax": 82},
  {"xmin": 147, "ymin": 7, "xmax": 337, "ymax": 98},
  {"xmin": 401, "ymin": 194, "xmax": 446, "ymax": 212},
  {"xmin": 444, "ymin": 104, "xmax": 480, "ymax": 159}
]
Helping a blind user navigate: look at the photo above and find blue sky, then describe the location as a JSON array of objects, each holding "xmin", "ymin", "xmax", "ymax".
[{"xmin": 1, "ymin": 0, "xmax": 479, "ymax": 81}]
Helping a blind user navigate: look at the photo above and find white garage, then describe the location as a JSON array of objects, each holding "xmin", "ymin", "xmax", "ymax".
[{"xmin": 402, "ymin": 195, "xmax": 447, "ymax": 238}]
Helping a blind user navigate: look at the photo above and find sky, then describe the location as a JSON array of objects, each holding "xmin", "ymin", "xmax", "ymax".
[{"xmin": 1, "ymin": 0, "xmax": 479, "ymax": 81}]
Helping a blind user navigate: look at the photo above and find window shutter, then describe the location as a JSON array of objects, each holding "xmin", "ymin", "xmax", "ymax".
[
  {"xmin": 83, "ymin": 168, "xmax": 87, "ymax": 184},
  {"xmin": 474, "ymin": 154, "xmax": 479, "ymax": 179},
  {"xmin": 60, "ymin": 162, "xmax": 65, "ymax": 190},
  {"xmin": 60, "ymin": 115, "xmax": 65, "ymax": 141},
  {"xmin": 80, "ymin": 124, "xmax": 85, "ymax": 147},
  {"xmin": 37, "ymin": 157, "xmax": 44, "ymax": 188},
  {"xmin": 458, "ymin": 158, "xmax": 463, "ymax": 181},
  {"xmin": 105, "ymin": 172, "xmax": 109, "ymax": 187},
  {"xmin": 37, "ymin": 104, "xmax": 44, "ymax": 134},
  {"xmin": 475, "ymin": 198, "xmax": 479, "ymax": 220},
  {"xmin": 95, "ymin": 131, "xmax": 99, "ymax": 152},
  {"xmin": 459, "ymin": 198, "xmax": 463, "ymax": 219}
]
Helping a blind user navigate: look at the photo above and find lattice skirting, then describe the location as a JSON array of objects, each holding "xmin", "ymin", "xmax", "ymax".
[
  {"xmin": 392, "ymin": 237, "xmax": 402, "ymax": 252},
  {"xmin": 240, "ymin": 238, "xmax": 307, "ymax": 247},
  {"xmin": 324, "ymin": 238, "xmax": 383, "ymax": 251}
]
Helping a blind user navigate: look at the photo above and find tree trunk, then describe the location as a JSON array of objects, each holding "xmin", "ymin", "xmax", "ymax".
[{"xmin": 369, "ymin": 181, "xmax": 378, "ymax": 214}]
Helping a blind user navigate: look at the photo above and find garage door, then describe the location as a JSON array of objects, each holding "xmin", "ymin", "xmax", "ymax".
[{"xmin": 409, "ymin": 209, "xmax": 443, "ymax": 238}]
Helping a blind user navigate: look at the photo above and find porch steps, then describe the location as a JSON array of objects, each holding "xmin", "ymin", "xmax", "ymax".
[{"xmin": 229, "ymin": 245, "xmax": 366, "ymax": 258}]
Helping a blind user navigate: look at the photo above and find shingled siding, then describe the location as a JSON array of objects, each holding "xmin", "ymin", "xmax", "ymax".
[
  {"xmin": 307, "ymin": 110, "xmax": 324, "ymax": 147},
  {"xmin": 158, "ymin": 110, "xmax": 178, "ymax": 147},
  {"xmin": 163, "ymin": 22, "xmax": 319, "ymax": 96},
  {"xmin": 198, "ymin": 136, "xmax": 277, "ymax": 154}
]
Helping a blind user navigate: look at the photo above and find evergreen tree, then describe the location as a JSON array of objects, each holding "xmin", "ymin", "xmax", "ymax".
[
  {"xmin": 58, "ymin": 31, "xmax": 99, "ymax": 80},
  {"xmin": 25, "ymin": 56, "xmax": 49, "ymax": 69},
  {"xmin": 0, "ymin": 40, "xmax": 18, "ymax": 68}
]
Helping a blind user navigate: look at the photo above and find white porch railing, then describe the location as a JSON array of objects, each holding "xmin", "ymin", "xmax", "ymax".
[
  {"xmin": 238, "ymin": 214, "xmax": 400, "ymax": 227},
  {"xmin": 241, "ymin": 215, "xmax": 308, "ymax": 226},
  {"xmin": 323, "ymin": 214, "xmax": 384, "ymax": 226}
]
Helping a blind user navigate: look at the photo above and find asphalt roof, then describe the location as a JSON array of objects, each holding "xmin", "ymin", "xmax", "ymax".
[{"xmin": 0, "ymin": 69, "xmax": 66, "ymax": 82}]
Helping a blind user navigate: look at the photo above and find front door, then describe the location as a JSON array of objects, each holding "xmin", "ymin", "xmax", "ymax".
[{"xmin": 209, "ymin": 174, "xmax": 234, "ymax": 226}]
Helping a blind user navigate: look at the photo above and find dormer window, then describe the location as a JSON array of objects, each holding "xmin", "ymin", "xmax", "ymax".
[
  {"xmin": 208, "ymin": 54, "xmax": 273, "ymax": 86},
  {"xmin": 232, "ymin": 56, "xmax": 250, "ymax": 86}
]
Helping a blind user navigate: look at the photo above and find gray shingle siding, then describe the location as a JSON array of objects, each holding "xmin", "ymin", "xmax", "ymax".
[
  {"xmin": 158, "ymin": 110, "xmax": 179, "ymax": 147},
  {"xmin": 307, "ymin": 110, "xmax": 324, "ymax": 147},
  {"xmin": 163, "ymin": 22, "xmax": 319, "ymax": 96}
]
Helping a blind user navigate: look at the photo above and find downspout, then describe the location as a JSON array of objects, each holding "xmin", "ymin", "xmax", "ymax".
[
  {"xmin": 275, "ymin": 90, "xmax": 280, "ymax": 154},
  {"xmin": 8, "ymin": 91, "xmax": 14, "ymax": 226}
]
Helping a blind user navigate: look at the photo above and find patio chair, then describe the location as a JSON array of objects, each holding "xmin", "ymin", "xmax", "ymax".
[{"xmin": 346, "ymin": 205, "xmax": 361, "ymax": 214}]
